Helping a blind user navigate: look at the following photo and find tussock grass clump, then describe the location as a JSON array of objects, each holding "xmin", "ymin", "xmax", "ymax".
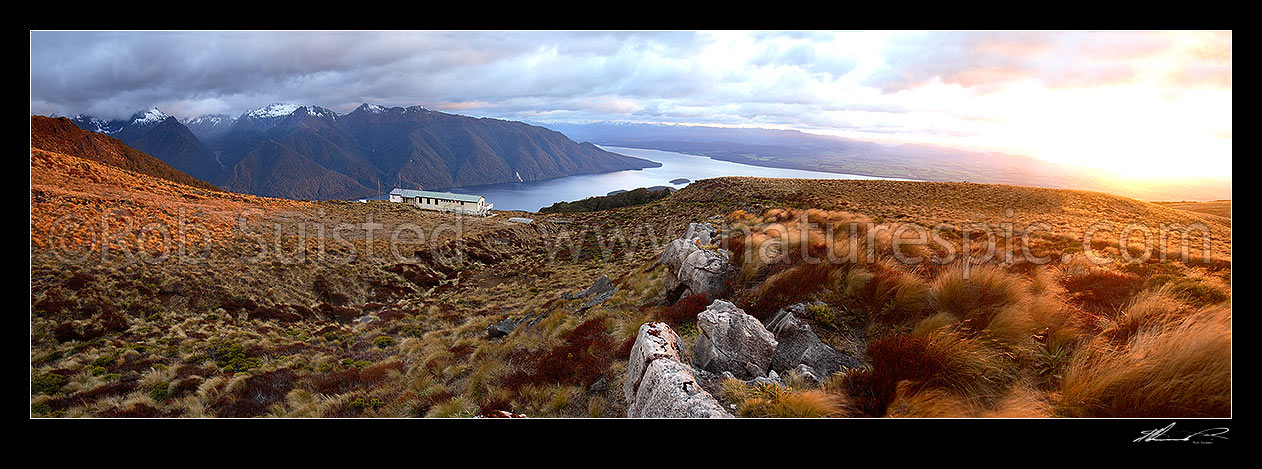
[
  {"xmin": 911, "ymin": 313, "xmax": 958, "ymax": 337},
  {"xmin": 425, "ymin": 396, "xmax": 477, "ymax": 418},
  {"xmin": 500, "ymin": 317, "xmax": 616, "ymax": 391},
  {"xmin": 981, "ymin": 380, "xmax": 1055, "ymax": 418},
  {"xmin": 930, "ymin": 264, "xmax": 1026, "ymax": 330},
  {"xmin": 842, "ymin": 327, "xmax": 1017, "ymax": 417},
  {"xmin": 985, "ymin": 290, "xmax": 1082, "ymax": 349},
  {"xmin": 1060, "ymin": 268, "xmax": 1145, "ymax": 313},
  {"xmin": 654, "ymin": 292, "xmax": 710, "ymax": 325},
  {"xmin": 208, "ymin": 369, "xmax": 298, "ymax": 417},
  {"xmin": 476, "ymin": 388, "xmax": 516, "ymax": 417},
  {"xmin": 1058, "ymin": 304, "xmax": 1231, "ymax": 417},
  {"xmin": 847, "ymin": 260, "xmax": 932, "ymax": 326},
  {"xmin": 723, "ymin": 379, "xmax": 845, "ymax": 418},
  {"xmin": 1100, "ymin": 287, "xmax": 1195, "ymax": 344},
  {"xmin": 886, "ymin": 382, "xmax": 976, "ymax": 418},
  {"xmin": 743, "ymin": 263, "xmax": 834, "ymax": 320},
  {"xmin": 1143, "ymin": 274, "xmax": 1230, "ymax": 308},
  {"xmin": 587, "ymin": 395, "xmax": 608, "ymax": 418}
]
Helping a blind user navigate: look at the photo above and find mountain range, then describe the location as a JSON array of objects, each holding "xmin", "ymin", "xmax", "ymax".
[
  {"xmin": 67, "ymin": 104, "xmax": 661, "ymax": 200},
  {"xmin": 59, "ymin": 106, "xmax": 1230, "ymax": 203}
]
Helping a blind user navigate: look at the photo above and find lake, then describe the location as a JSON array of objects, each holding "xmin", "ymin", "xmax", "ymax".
[{"xmin": 437, "ymin": 146, "xmax": 912, "ymax": 212}]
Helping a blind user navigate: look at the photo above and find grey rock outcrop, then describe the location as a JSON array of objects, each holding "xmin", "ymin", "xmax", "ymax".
[
  {"xmin": 792, "ymin": 364, "xmax": 822, "ymax": 384},
  {"xmin": 662, "ymin": 224, "xmax": 735, "ymax": 303},
  {"xmin": 630, "ymin": 358, "xmax": 733, "ymax": 418},
  {"xmin": 624, "ymin": 322, "xmax": 731, "ymax": 418},
  {"xmin": 486, "ymin": 309, "xmax": 553, "ymax": 339},
  {"xmin": 487, "ymin": 316, "xmax": 521, "ymax": 339},
  {"xmin": 765, "ymin": 302, "xmax": 863, "ymax": 378},
  {"xmin": 563, "ymin": 275, "xmax": 617, "ymax": 311},
  {"xmin": 693, "ymin": 300, "xmax": 778, "ymax": 379},
  {"xmin": 749, "ymin": 370, "xmax": 783, "ymax": 388},
  {"xmin": 684, "ymin": 222, "xmax": 717, "ymax": 246},
  {"xmin": 661, "ymin": 239, "xmax": 699, "ymax": 274},
  {"xmin": 721, "ymin": 369, "xmax": 785, "ymax": 390},
  {"xmin": 624, "ymin": 322, "xmax": 683, "ymax": 401}
]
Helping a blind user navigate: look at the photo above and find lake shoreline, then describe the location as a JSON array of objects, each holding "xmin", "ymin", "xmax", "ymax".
[
  {"xmin": 609, "ymin": 146, "xmax": 921, "ymax": 183},
  {"xmin": 351, "ymin": 146, "xmax": 913, "ymax": 211}
]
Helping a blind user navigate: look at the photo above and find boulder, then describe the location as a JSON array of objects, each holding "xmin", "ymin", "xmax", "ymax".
[
  {"xmin": 628, "ymin": 358, "xmax": 732, "ymax": 418},
  {"xmin": 765, "ymin": 302, "xmax": 863, "ymax": 378},
  {"xmin": 693, "ymin": 300, "xmax": 778, "ymax": 379},
  {"xmin": 588, "ymin": 375, "xmax": 608, "ymax": 393},
  {"xmin": 749, "ymin": 370, "xmax": 783, "ymax": 388},
  {"xmin": 662, "ymin": 240, "xmax": 735, "ymax": 304},
  {"xmin": 689, "ymin": 365, "xmax": 729, "ymax": 398},
  {"xmin": 623, "ymin": 322, "xmax": 731, "ymax": 418},
  {"xmin": 662, "ymin": 239, "xmax": 700, "ymax": 275},
  {"xmin": 624, "ymin": 322, "xmax": 684, "ymax": 402},
  {"xmin": 487, "ymin": 316, "xmax": 521, "ymax": 339},
  {"xmin": 486, "ymin": 309, "xmax": 551, "ymax": 339},
  {"xmin": 563, "ymin": 275, "xmax": 617, "ymax": 311},
  {"xmin": 792, "ymin": 364, "xmax": 822, "ymax": 384},
  {"xmin": 684, "ymin": 222, "xmax": 717, "ymax": 246}
]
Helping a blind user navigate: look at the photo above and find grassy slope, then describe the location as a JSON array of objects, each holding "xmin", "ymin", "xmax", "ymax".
[
  {"xmin": 31, "ymin": 116, "xmax": 222, "ymax": 192},
  {"xmin": 1153, "ymin": 200, "xmax": 1232, "ymax": 219},
  {"xmin": 30, "ymin": 152, "xmax": 1230, "ymax": 418}
]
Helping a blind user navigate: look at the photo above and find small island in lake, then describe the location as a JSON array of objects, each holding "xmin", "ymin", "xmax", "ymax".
[{"xmin": 670, "ymin": 178, "xmax": 690, "ymax": 184}]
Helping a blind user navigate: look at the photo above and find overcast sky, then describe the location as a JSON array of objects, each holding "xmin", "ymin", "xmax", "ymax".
[{"xmin": 30, "ymin": 30, "xmax": 1232, "ymax": 180}]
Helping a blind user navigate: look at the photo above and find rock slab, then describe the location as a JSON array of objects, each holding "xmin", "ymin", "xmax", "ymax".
[
  {"xmin": 765, "ymin": 302, "xmax": 863, "ymax": 378},
  {"xmin": 661, "ymin": 223, "xmax": 735, "ymax": 303},
  {"xmin": 624, "ymin": 322, "xmax": 731, "ymax": 418},
  {"xmin": 564, "ymin": 275, "xmax": 617, "ymax": 311},
  {"xmin": 693, "ymin": 300, "xmax": 778, "ymax": 379}
]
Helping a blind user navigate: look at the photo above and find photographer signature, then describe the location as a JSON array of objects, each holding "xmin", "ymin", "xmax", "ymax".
[{"xmin": 1134, "ymin": 422, "xmax": 1229, "ymax": 443}]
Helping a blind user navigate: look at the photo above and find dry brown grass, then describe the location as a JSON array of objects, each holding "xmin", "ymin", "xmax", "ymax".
[
  {"xmin": 845, "ymin": 260, "xmax": 933, "ymax": 326},
  {"xmin": 680, "ymin": 177, "xmax": 1231, "ymax": 260},
  {"xmin": 708, "ymin": 189, "xmax": 1229, "ymax": 419},
  {"xmin": 1058, "ymin": 304, "xmax": 1230, "ymax": 417},
  {"xmin": 723, "ymin": 379, "xmax": 846, "ymax": 418},
  {"xmin": 931, "ymin": 264, "xmax": 1027, "ymax": 330},
  {"xmin": 1153, "ymin": 200, "xmax": 1231, "ymax": 219},
  {"xmin": 30, "ymin": 149, "xmax": 1230, "ymax": 418},
  {"xmin": 886, "ymin": 381, "xmax": 977, "ymax": 418}
]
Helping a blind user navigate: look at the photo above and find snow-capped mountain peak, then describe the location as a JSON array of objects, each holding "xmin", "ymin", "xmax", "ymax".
[
  {"xmin": 296, "ymin": 105, "xmax": 336, "ymax": 119},
  {"xmin": 184, "ymin": 114, "xmax": 236, "ymax": 126},
  {"xmin": 182, "ymin": 113, "xmax": 239, "ymax": 140},
  {"xmin": 73, "ymin": 115, "xmax": 122, "ymax": 134},
  {"xmin": 130, "ymin": 107, "xmax": 170, "ymax": 126},
  {"xmin": 246, "ymin": 103, "xmax": 303, "ymax": 120}
]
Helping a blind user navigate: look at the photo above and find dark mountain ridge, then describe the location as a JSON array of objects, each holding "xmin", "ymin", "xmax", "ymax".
[
  {"xmin": 70, "ymin": 109, "xmax": 223, "ymax": 184},
  {"xmin": 68, "ymin": 104, "xmax": 661, "ymax": 200},
  {"xmin": 30, "ymin": 115, "xmax": 220, "ymax": 192}
]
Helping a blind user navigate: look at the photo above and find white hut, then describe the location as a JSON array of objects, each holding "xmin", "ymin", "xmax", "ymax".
[{"xmin": 389, "ymin": 188, "xmax": 493, "ymax": 216}]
